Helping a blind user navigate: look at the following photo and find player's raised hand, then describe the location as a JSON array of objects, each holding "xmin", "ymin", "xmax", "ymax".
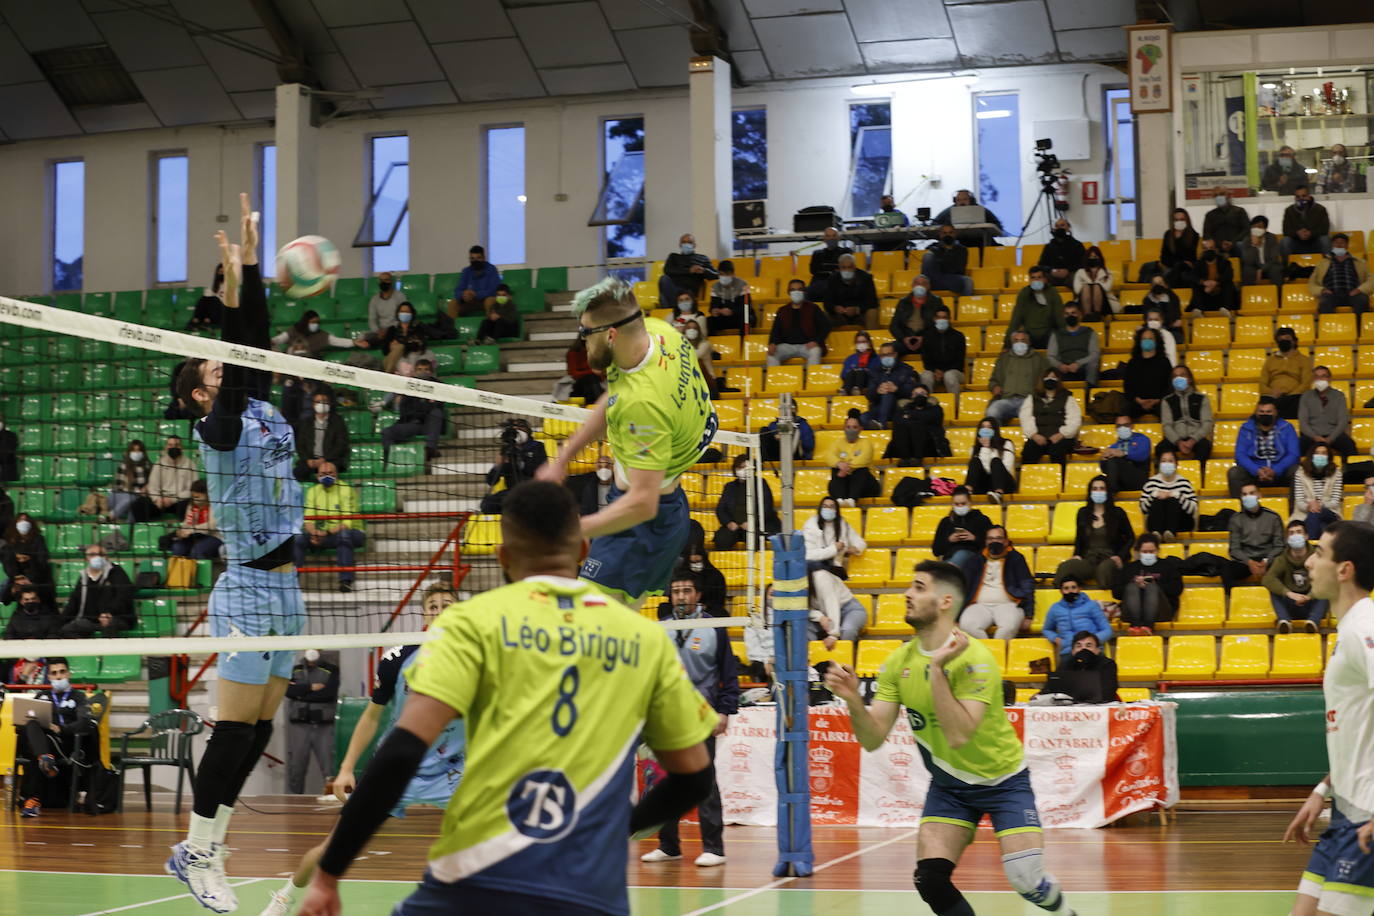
[
  {"xmin": 823, "ymin": 663, "xmax": 861, "ymax": 702},
  {"xmin": 1283, "ymin": 791, "xmax": 1327, "ymax": 845},
  {"xmin": 239, "ymin": 191, "xmax": 260, "ymax": 264},
  {"xmin": 535, "ymin": 461, "xmax": 567, "ymax": 484},
  {"xmin": 215, "ymin": 229, "xmax": 241, "ymax": 310},
  {"xmin": 298, "ymin": 872, "xmax": 342, "ymax": 916},
  {"xmin": 930, "ymin": 628, "xmax": 969, "ymax": 668}
]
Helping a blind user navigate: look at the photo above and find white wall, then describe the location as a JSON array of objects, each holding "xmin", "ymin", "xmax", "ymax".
[{"xmin": 0, "ymin": 62, "xmax": 1125, "ymax": 297}]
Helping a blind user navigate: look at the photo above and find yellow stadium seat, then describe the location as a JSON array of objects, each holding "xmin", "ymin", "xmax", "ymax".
[
  {"xmin": 1007, "ymin": 266, "xmax": 1031, "ymax": 287},
  {"xmin": 462, "ymin": 514, "xmax": 502, "ymax": 555},
  {"xmin": 891, "ymin": 547, "xmax": 937, "ymax": 586},
  {"xmin": 979, "ymin": 637, "xmax": 1007, "ymax": 670},
  {"xmin": 840, "ymin": 505, "xmax": 862, "ymax": 532},
  {"xmin": 1005, "ymin": 638, "xmax": 1055, "ymax": 681},
  {"xmin": 1161, "ymin": 634, "xmax": 1217, "ymax": 679},
  {"xmin": 1118, "ymin": 289, "xmax": 1147, "ymax": 310},
  {"xmin": 1117, "ymin": 687, "xmax": 1152, "ymax": 702},
  {"xmin": 1358, "ymin": 348, "xmax": 1374, "ymax": 378},
  {"xmin": 1020, "ymin": 244, "xmax": 1045, "ymax": 265},
  {"xmin": 710, "ymin": 335, "xmax": 741, "ymax": 361},
  {"xmin": 1242, "ymin": 287, "xmax": 1278, "ymax": 312},
  {"xmin": 957, "ymin": 296, "xmax": 996, "ymax": 323},
  {"xmin": 765, "ymin": 365, "xmax": 805, "ymax": 394},
  {"xmin": 1048, "ymin": 502, "xmax": 1078, "ymax": 545},
  {"xmin": 971, "ymin": 268, "xmax": 1006, "ymax": 292},
  {"xmin": 741, "ymin": 334, "xmax": 770, "ymax": 360},
  {"xmin": 726, "ymin": 366, "xmax": 764, "ymax": 397},
  {"xmin": 632, "ymin": 280, "xmax": 657, "ymax": 305},
  {"xmin": 829, "ymin": 395, "xmax": 868, "ymax": 423},
  {"xmin": 1018, "ymin": 464, "xmax": 1062, "ymax": 499},
  {"xmin": 1190, "ymin": 316, "xmax": 1231, "ymax": 348},
  {"xmin": 981, "ymin": 247, "xmax": 1017, "ymax": 269},
  {"xmin": 1227, "ymin": 348, "xmax": 1267, "ymax": 381},
  {"xmin": 712, "ymin": 400, "xmax": 745, "ymax": 431},
  {"xmin": 1004, "ymin": 503, "xmax": 1050, "ymax": 542},
  {"xmin": 1061, "ymin": 462, "xmax": 1098, "ymax": 496},
  {"xmin": 1217, "ymin": 634, "xmax": 1270, "ymax": 678},
  {"xmin": 1319, "ymin": 314, "xmax": 1359, "ymax": 345},
  {"xmin": 758, "ymin": 255, "xmax": 794, "ymax": 277},
  {"xmin": 1269, "ymin": 633, "xmax": 1323, "ymax": 677},
  {"xmin": 1227, "ymin": 586, "xmax": 1275, "ymax": 628},
  {"xmin": 1114, "ymin": 636, "xmax": 1164, "ymax": 680},
  {"xmin": 946, "ymin": 427, "xmax": 975, "ymax": 456},
  {"xmin": 1211, "ymin": 422, "xmax": 1241, "ymax": 458},
  {"xmin": 794, "ymin": 469, "xmax": 832, "ymax": 504},
  {"xmin": 864, "ymin": 507, "xmax": 910, "ymax": 546},
  {"xmin": 855, "ymin": 639, "xmax": 903, "ymax": 677},
  {"xmin": 1284, "ymin": 288, "xmax": 1318, "ymax": 313},
  {"xmin": 1107, "ymin": 322, "xmax": 1139, "ymax": 350},
  {"xmin": 793, "ymin": 396, "xmax": 828, "ymax": 427},
  {"xmin": 957, "ymin": 391, "xmax": 991, "ymax": 422},
  {"xmin": 1171, "ymin": 588, "xmax": 1225, "ymax": 630},
  {"xmin": 1339, "ymin": 231, "xmax": 1366, "ymax": 255},
  {"xmin": 1034, "ymin": 545, "xmax": 1073, "ymax": 576},
  {"xmin": 1312, "ymin": 345, "xmax": 1353, "ymax": 378},
  {"xmin": 749, "ymin": 278, "xmax": 779, "ymax": 298},
  {"xmin": 1361, "ymin": 315, "xmax": 1374, "ymax": 343},
  {"xmin": 1186, "ymin": 349, "xmax": 1225, "ymax": 383},
  {"xmin": 807, "ymin": 364, "xmax": 841, "ymax": 392},
  {"xmin": 1218, "ymin": 384, "xmax": 1261, "ymax": 418},
  {"xmin": 809, "ymin": 639, "xmax": 855, "ymax": 669},
  {"xmin": 846, "ymin": 548, "xmax": 892, "ymax": 587},
  {"xmin": 1232, "ymin": 316, "xmax": 1274, "ymax": 346},
  {"xmin": 729, "ymin": 640, "xmax": 750, "ymax": 667},
  {"xmin": 870, "ymin": 594, "xmax": 910, "ymax": 635},
  {"xmin": 883, "ymin": 467, "xmax": 927, "ymax": 499},
  {"xmin": 1031, "ymin": 589, "xmax": 1057, "ymax": 631},
  {"xmin": 869, "ymin": 250, "xmax": 905, "ymax": 274},
  {"xmin": 1014, "ymin": 688, "xmax": 1038, "ymax": 703}
]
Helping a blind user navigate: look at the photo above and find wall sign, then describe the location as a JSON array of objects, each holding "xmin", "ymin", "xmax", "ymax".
[{"xmin": 1127, "ymin": 25, "xmax": 1173, "ymax": 113}]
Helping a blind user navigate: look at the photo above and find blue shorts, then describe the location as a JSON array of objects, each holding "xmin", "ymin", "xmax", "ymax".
[
  {"xmin": 395, "ymin": 873, "xmax": 612, "ymax": 916},
  {"xmin": 1300, "ymin": 804, "xmax": 1374, "ymax": 916},
  {"xmin": 921, "ymin": 768, "xmax": 1043, "ymax": 837},
  {"xmin": 580, "ymin": 485, "xmax": 690, "ymax": 605},
  {"xmin": 208, "ymin": 563, "xmax": 305, "ymax": 685}
]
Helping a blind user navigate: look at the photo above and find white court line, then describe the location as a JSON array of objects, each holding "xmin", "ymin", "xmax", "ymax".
[
  {"xmin": 71, "ymin": 877, "xmax": 265, "ymax": 916},
  {"xmin": 678, "ymin": 827, "xmax": 920, "ymax": 916}
]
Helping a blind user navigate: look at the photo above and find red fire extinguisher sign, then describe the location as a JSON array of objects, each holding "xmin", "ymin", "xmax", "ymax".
[{"xmin": 1082, "ymin": 181, "xmax": 1098, "ymax": 204}]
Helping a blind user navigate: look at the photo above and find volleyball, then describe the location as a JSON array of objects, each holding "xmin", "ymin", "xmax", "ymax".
[{"xmin": 275, "ymin": 234, "xmax": 341, "ymax": 299}]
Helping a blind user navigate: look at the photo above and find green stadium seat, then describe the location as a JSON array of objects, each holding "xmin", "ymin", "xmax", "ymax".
[
  {"xmin": 51, "ymin": 364, "xmax": 81, "ymax": 391},
  {"xmin": 463, "ymin": 345, "xmax": 500, "ymax": 374},
  {"xmin": 15, "ymin": 488, "xmax": 54, "ymax": 518},
  {"xmin": 342, "ymin": 410, "xmax": 375, "ymax": 439},
  {"xmin": 334, "ymin": 278, "xmax": 366, "ymax": 299},
  {"xmin": 53, "ymin": 292, "xmax": 82, "ymax": 311},
  {"xmin": 131, "ymin": 598, "xmax": 177, "ymax": 637},
  {"xmin": 84, "ymin": 292, "xmax": 112, "ymax": 315},
  {"xmin": 400, "ymin": 273, "xmax": 432, "ymax": 295},
  {"xmin": 336, "ymin": 294, "xmax": 369, "ymax": 323},
  {"xmin": 433, "ymin": 272, "xmax": 461, "ymax": 298},
  {"xmin": 171, "ymin": 286, "xmax": 205, "ymax": 307},
  {"xmin": 535, "ymin": 266, "xmax": 568, "ymax": 292},
  {"xmin": 52, "ymin": 393, "xmax": 83, "ymax": 420},
  {"xmin": 83, "ymin": 363, "xmax": 114, "ymax": 390},
  {"xmin": 112, "ymin": 291, "xmax": 143, "ymax": 318},
  {"xmin": 51, "ymin": 336, "xmax": 80, "ymax": 361},
  {"xmin": 53, "ymin": 524, "xmax": 94, "ymax": 557},
  {"xmin": 67, "ymin": 656, "xmax": 101, "ymax": 681},
  {"xmin": 49, "ymin": 455, "xmax": 81, "ymax": 485},
  {"xmin": 53, "ymin": 560, "xmax": 83, "ymax": 590},
  {"xmin": 502, "ymin": 268, "xmax": 533, "ymax": 291},
  {"xmin": 359, "ymin": 480, "xmax": 396, "ymax": 514},
  {"xmin": 452, "ymin": 317, "xmax": 482, "ymax": 343},
  {"xmin": 351, "ymin": 444, "xmax": 384, "ymax": 476},
  {"xmin": 48, "ymin": 424, "xmax": 80, "ymax": 451},
  {"xmin": 95, "ymin": 655, "xmax": 142, "ymax": 683},
  {"xmin": 144, "ymin": 298, "xmax": 175, "ymax": 327},
  {"xmin": 406, "ymin": 290, "xmax": 437, "ymax": 316},
  {"xmin": 514, "ymin": 287, "xmax": 543, "ymax": 314},
  {"xmin": 498, "ymin": 313, "xmax": 525, "ymax": 343},
  {"xmin": 24, "ymin": 365, "xmax": 51, "ymax": 390},
  {"xmin": 431, "ymin": 345, "xmax": 464, "ymax": 374},
  {"xmin": 131, "ymin": 524, "xmax": 165, "ymax": 555},
  {"xmin": 79, "ymin": 338, "xmax": 112, "ymax": 360},
  {"xmin": 385, "ymin": 443, "xmax": 426, "ymax": 477},
  {"xmin": 51, "ymin": 488, "xmax": 87, "ymax": 521}
]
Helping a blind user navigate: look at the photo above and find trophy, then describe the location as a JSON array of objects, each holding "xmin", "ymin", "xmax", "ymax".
[
  {"xmin": 1322, "ymin": 81, "xmax": 1338, "ymax": 114},
  {"xmin": 1301, "ymin": 94, "xmax": 1315, "ymax": 116},
  {"xmin": 1338, "ymin": 86, "xmax": 1353, "ymax": 115},
  {"xmin": 1279, "ymin": 80, "xmax": 1297, "ymax": 115}
]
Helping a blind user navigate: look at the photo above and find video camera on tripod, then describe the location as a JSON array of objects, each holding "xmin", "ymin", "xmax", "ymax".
[{"xmin": 1034, "ymin": 138, "xmax": 1070, "ymax": 212}]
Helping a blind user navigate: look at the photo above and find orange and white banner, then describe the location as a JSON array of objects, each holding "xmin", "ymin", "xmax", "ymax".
[{"xmin": 716, "ymin": 702, "xmax": 1177, "ymax": 830}]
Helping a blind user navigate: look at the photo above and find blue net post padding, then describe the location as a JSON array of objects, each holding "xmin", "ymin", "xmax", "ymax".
[{"xmin": 769, "ymin": 531, "xmax": 813, "ymax": 877}]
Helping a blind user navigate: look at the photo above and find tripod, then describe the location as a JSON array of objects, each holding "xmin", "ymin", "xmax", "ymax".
[{"xmin": 1015, "ymin": 178, "xmax": 1061, "ymax": 246}]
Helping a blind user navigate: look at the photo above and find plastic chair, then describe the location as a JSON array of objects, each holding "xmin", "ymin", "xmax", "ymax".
[
  {"xmin": 1216, "ymin": 634, "xmax": 1270, "ymax": 679},
  {"xmin": 116, "ymin": 709, "xmax": 205, "ymax": 814},
  {"xmin": 855, "ymin": 640, "xmax": 901, "ymax": 677},
  {"xmin": 1161, "ymin": 635, "xmax": 1217, "ymax": 680},
  {"xmin": 1271, "ymin": 634, "xmax": 1323, "ymax": 677},
  {"xmin": 1005, "ymin": 638, "xmax": 1055, "ymax": 681},
  {"xmin": 1114, "ymin": 636, "xmax": 1164, "ymax": 680}
]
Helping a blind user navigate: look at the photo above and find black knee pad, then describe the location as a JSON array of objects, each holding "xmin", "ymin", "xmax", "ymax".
[
  {"xmin": 914, "ymin": 857, "xmax": 962, "ymax": 912},
  {"xmin": 251, "ymin": 718, "xmax": 274, "ymax": 752}
]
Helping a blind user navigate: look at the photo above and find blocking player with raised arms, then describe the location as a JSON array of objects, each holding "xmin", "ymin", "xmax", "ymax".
[
  {"xmin": 166, "ymin": 193, "xmax": 306, "ymax": 913},
  {"xmin": 297, "ymin": 481, "xmax": 718, "ymax": 916},
  {"xmin": 259, "ymin": 582, "xmax": 463, "ymax": 916},
  {"xmin": 536, "ymin": 278, "xmax": 716, "ymax": 608},
  {"xmin": 824, "ymin": 560, "xmax": 1076, "ymax": 916},
  {"xmin": 1284, "ymin": 520, "xmax": 1374, "ymax": 916}
]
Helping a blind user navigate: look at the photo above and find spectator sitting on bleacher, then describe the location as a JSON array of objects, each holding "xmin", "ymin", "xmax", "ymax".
[
  {"xmin": 671, "ymin": 291, "xmax": 716, "ymax": 394},
  {"xmin": 1263, "ymin": 327, "xmax": 1313, "ymax": 419},
  {"xmin": 280, "ymin": 376, "xmax": 337, "ymax": 426},
  {"xmin": 1128, "ymin": 276, "xmax": 1184, "ymax": 337},
  {"xmin": 659, "ymin": 233, "xmax": 718, "ymax": 307},
  {"xmin": 1353, "ymin": 483, "xmax": 1374, "ymax": 524},
  {"xmin": 744, "ymin": 586, "xmax": 775, "ymax": 685},
  {"xmin": 1202, "ymin": 190, "xmax": 1250, "ymax": 250},
  {"xmin": 186, "ymin": 263, "xmax": 225, "ymax": 331},
  {"xmin": 2, "ymin": 513, "xmax": 51, "ymax": 586},
  {"xmin": 1282, "ymin": 186, "xmax": 1330, "ymax": 256},
  {"xmin": 682, "ymin": 543, "xmax": 728, "ymax": 618},
  {"xmin": 840, "ymin": 331, "xmax": 875, "ymax": 395},
  {"xmin": 1040, "ymin": 631, "xmax": 1120, "ymax": 704},
  {"xmin": 368, "ymin": 271, "xmax": 407, "ymax": 332},
  {"xmin": 1124, "ymin": 328, "xmax": 1172, "ymax": 420},
  {"xmin": 293, "ymin": 461, "xmax": 366, "ymax": 593},
  {"xmin": 803, "ymin": 497, "xmax": 866, "ymax": 643},
  {"xmin": 1188, "ymin": 240, "xmax": 1238, "ymax": 313},
  {"xmin": 1230, "ymin": 397, "xmax": 1299, "ymax": 496},
  {"xmin": 3, "ymin": 585, "xmax": 61, "ymax": 640},
  {"xmin": 1140, "ymin": 450, "xmax": 1198, "ymax": 539},
  {"xmin": 807, "ymin": 227, "xmax": 852, "ymax": 298},
  {"xmin": 392, "ymin": 332, "xmax": 440, "ymax": 379},
  {"xmin": 1, "ymin": 571, "xmax": 54, "ymax": 609},
  {"xmin": 559, "ymin": 338, "xmax": 606, "ymax": 403},
  {"xmin": 1299, "ymin": 365, "xmax": 1357, "ymax": 458},
  {"xmin": 890, "ymin": 275, "xmax": 942, "ymax": 356},
  {"xmin": 823, "ymin": 254, "xmax": 879, "ymax": 330},
  {"xmin": 109, "ymin": 440, "xmax": 151, "ymax": 522},
  {"xmin": 293, "ymin": 392, "xmax": 351, "ymax": 483},
  {"xmin": 60, "ymin": 544, "xmax": 134, "ymax": 638},
  {"xmin": 965, "ymin": 419, "xmax": 1018, "ymax": 505},
  {"xmin": 1150, "ymin": 208, "xmax": 1199, "ymax": 289},
  {"xmin": 1311, "ymin": 233, "xmax": 1373, "ymax": 316},
  {"xmin": 987, "ymin": 330, "xmax": 1049, "ymax": 424},
  {"xmin": 885, "ymin": 382, "xmax": 949, "ymax": 466},
  {"xmin": 1042, "ymin": 576, "xmax": 1113, "ymax": 662},
  {"xmin": 1240, "ymin": 216, "xmax": 1285, "ymax": 288},
  {"xmin": 168, "ymin": 479, "xmax": 222, "ymax": 559},
  {"xmin": 1262, "ymin": 145, "xmax": 1308, "ymax": 193},
  {"xmin": 1056, "ymin": 475, "xmax": 1135, "ymax": 589},
  {"xmin": 1003, "ymin": 266, "xmax": 1065, "ymax": 349},
  {"xmin": 14, "ymin": 657, "xmax": 97, "ymax": 819},
  {"xmin": 957, "ymin": 525, "xmax": 1032, "ymax": 641},
  {"xmin": 138, "ymin": 436, "xmax": 195, "ymax": 521},
  {"xmin": 767, "ymin": 281, "xmax": 829, "ymax": 367},
  {"xmin": 1046, "ymin": 302, "xmax": 1101, "ymax": 388},
  {"xmin": 381, "ymin": 358, "xmax": 445, "ymax": 464},
  {"xmin": 1263, "ymin": 520, "xmax": 1326, "ymax": 634},
  {"xmin": 1159, "ymin": 365, "xmax": 1213, "ymax": 461},
  {"xmin": 452, "ymin": 245, "xmax": 503, "ymax": 318},
  {"xmin": 1100, "ymin": 414, "xmax": 1151, "ymax": 495},
  {"xmin": 568, "ymin": 454, "xmax": 615, "ymax": 516},
  {"xmin": 707, "ymin": 260, "xmax": 753, "ymax": 335},
  {"xmin": 272, "ymin": 310, "xmax": 352, "ymax": 357},
  {"xmin": 1222, "ymin": 483, "xmax": 1285, "ymax": 590},
  {"xmin": 1291, "ymin": 444, "xmax": 1343, "ymax": 540},
  {"xmin": 825, "ymin": 412, "xmax": 881, "ymax": 505},
  {"xmin": 1041, "ymin": 218, "xmax": 1085, "ymax": 287},
  {"xmin": 1073, "ymin": 246, "xmax": 1119, "ymax": 319},
  {"xmin": 1317, "ymin": 144, "xmax": 1359, "ymax": 195},
  {"xmin": 1141, "ymin": 304, "xmax": 1181, "ymax": 363},
  {"xmin": 356, "ymin": 302, "xmax": 421, "ymax": 374},
  {"xmin": 934, "ymin": 189, "xmax": 1004, "ymax": 242},
  {"xmin": 918, "ymin": 304, "xmax": 966, "ymax": 395},
  {"xmin": 480, "ymin": 419, "xmax": 548, "ymax": 515},
  {"xmin": 1019, "ymin": 369, "xmax": 1080, "ymax": 466},
  {"xmin": 920, "ymin": 225, "xmax": 973, "ymax": 297},
  {"xmin": 1115, "ymin": 534, "xmax": 1183, "ymax": 635},
  {"xmin": 475, "ymin": 284, "xmax": 520, "ymax": 344},
  {"xmin": 932, "ymin": 486, "xmax": 992, "ymax": 575},
  {"xmin": 862, "ymin": 342, "xmax": 916, "ymax": 429},
  {"xmin": 714, "ymin": 455, "xmax": 779, "ymax": 551}
]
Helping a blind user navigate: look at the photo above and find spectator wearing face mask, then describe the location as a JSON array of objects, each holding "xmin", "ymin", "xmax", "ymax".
[
  {"xmin": 825, "ymin": 412, "xmax": 880, "ymax": 504},
  {"xmin": 658, "ymin": 233, "xmax": 718, "ymax": 307},
  {"xmin": 1046, "ymin": 303, "xmax": 1101, "ymax": 388},
  {"xmin": 965, "ymin": 418, "xmax": 1017, "ymax": 504},
  {"xmin": 1139, "ymin": 306, "xmax": 1181, "ymax": 366},
  {"xmin": 369, "ymin": 271, "xmax": 408, "ymax": 332},
  {"xmin": 1055, "ymin": 475, "xmax": 1135, "ymax": 589},
  {"xmin": 823, "ymin": 253, "xmax": 879, "ymax": 330},
  {"xmin": 3, "ymin": 585, "xmax": 61, "ymax": 639},
  {"xmin": 889, "ymin": 276, "xmax": 943, "ymax": 356},
  {"xmin": 475, "ymin": 284, "xmax": 520, "ymax": 344},
  {"xmin": 671, "ymin": 291, "xmax": 716, "ymax": 392},
  {"xmin": 885, "ymin": 382, "xmax": 950, "ymax": 465},
  {"xmin": 1042, "ymin": 219, "xmax": 1086, "ymax": 287},
  {"xmin": 1073, "ymin": 245, "xmax": 1119, "ymax": 318},
  {"xmin": 1151, "ymin": 208, "xmax": 1199, "ymax": 288},
  {"xmin": 356, "ymin": 302, "xmax": 423, "ymax": 374},
  {"xmin": 1124, "ymin": 328, "xmax": 1173, "ymax": 419},
  {"xmin": 987, "ymin": 331, "xmax": 1049, "ymax": 424},
  {"xmin": 673, "ymin": 541, "xmax": 727, "ymax": 618},
  {"xmin": 60, "ymin": 545, "xmax": 134, "ymax": 638},
  {"xmin": 380, "ymin": 359, "xmax": 446, "ymax": 463},
  {"xmin": 1282, "ymin": 186, "xmax": 1331, "ymax": 256},
  {"xmin": 1240, "ymin": 216, "xmax": 1285, "ymax": 287},
  {"xmin": 714, "ymin": 455, "xmax": 779, "ymax": 550},
  {"xmin": 1042, "ymin": 577, "xmax": 1113, "ymax": 662},
  {"xmin": 187, "ymin": 263, "xmax": 226, "ymax": 332},
  {"xmin": 2, "ymin": 513, "xmax": 51, "ymax": 586},
  {"xmin": 802, "ymin": 497, "xmax": 867, "ymax": 639},
  {"xmin": 1229, "ymin": 397, "xmax": 1300, "ymax": 496},
  {"xmin": 1040, "ymin": 631, "xmax": 1120, "ymax": 704},
  {"xmin": 13, "ymin": 657, "xmax": 97, "ymax": 818},
  {"xmin": 169, "ymin": 479, "xmax": 223, "ymax": 559},
  {"xmin": 1222, "ymin": 483, "xmax": 1286, "ymax": 590},
  {"xmin": 1298, "ymin": 365, "xmax": 1357, "ymax": 458},
  {"xmin": 1291, "ymin": 444, "xmax": 1343, "ymax": 540},
  {"xmin": 1262, "ymin": 145, "xmax": 1308, "ymax": 193},
  {"xmin": 1114, "ymin": 534, "xmax": 1183, "ymax": 635},
  {"xmin": 569, "ymin": 455, "xmax": 616, "ymax": 516},
  {"xmin": 1019, "ymin": 370, "xmax": 1080, "ymax": 466},
  {"xmin": 138, "ymin": 436, "xmax": 196, "ymax": 521},
  {"xmin": 1202, "ymin": 190, "xmax": 1250, "ymax": 248},
  {"xmin": 1311, "ymin": 233, "xmax": 1374, "ymax": 315},
  {"xmin": 807, "ymin": 227, "xmax": 854, "ymax": 298},
  {"xmin": 1139, "ymin": 450, "xmax": 1198, "ymax": 539},
  {"xmin": 767, "ymin": 280, "xmax": 830, "ymax": 366},
  {"xmin": 957, "ymin": 525, "xmax": 1032, "ymax": 640},
  {"xmin": 1159, "ymin": 365, "xmax": 1213, "ymax": 461},
  {"xmin": 1131, "ymin": 278, "xmax": 1184, "ymax": 344},
  {"xmin": 479, "ymin": 419, "xmax": 548, "ymax": 515},
  {"xmin": 840, "ymin": 331, "xmax": 875, "ymax": 395},
  {"xmin": 707, "ymin": 260, "xmax": 753, "ymax": 335},
  {"xmin": 1188, "ymin": 239, "xmax": 1238, "ymax": 313},
  {"xmin": 451, "ymin": 245, "xmax": 504, "ymax": 318},
  {"xmin": 292, "ymin": 392, "xmax": 351, "ymax": 482},
  {"xmin": 918, "ymin": 305, "xmax": 966, "ymax": 395},
  {"xmin": 1099, "ymin": 415, "xmax": 1151, "ymax": 495},
  {"xmin": 1316, "ymin": 144, "xmax": 1361, "ymax": 195},
  {"xmin": 932, "ymin": 487, "xmax": 992, "ymax": 575},
  {"xmin": 1261, "ymin": 327, "xmax": 1314, "ymax": 418},
  {"xmin": 272, "ymin": 310, "xmax": 352, "ymax": 357},
  {"xmin": 1004, "ymin": 267, "xmax": 1065, "ymax": 349},
  {"xmin": 109, "ymin": 440, "xmax": 152, "ymax": 522},
  {"xmin": 1263, "ymin": 521, "xmax": 1326, "ymax": 634},
  {"xmin": 920, "ymin": 225, "xmax": 974, "ymax": 296},
  {"xmin": 294, "ymin": 462, "xmax": 366, "ymax": 592},
  {"xmin": 862, "ymin": 342, "xmax": 917, "ymax": 429}
]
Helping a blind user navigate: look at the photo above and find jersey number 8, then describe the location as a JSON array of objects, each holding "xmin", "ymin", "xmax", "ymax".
[{"xmin": 552, "ymin": 665, "xmax": 580, "ymax": 736}]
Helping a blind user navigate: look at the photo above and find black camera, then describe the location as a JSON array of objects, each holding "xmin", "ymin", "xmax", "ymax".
[{"xmin": 497, "ymin": 418, "xmax": 529, "ymax": 449}]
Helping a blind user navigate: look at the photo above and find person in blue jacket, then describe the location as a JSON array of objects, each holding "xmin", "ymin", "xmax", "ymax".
[
  {"xmin": 1041, "ymin": 576, "xmax": 1114, "ymax": 662},
  {"xmin": 861, "ymin": 341, "xmax": 917, "ymax": 429},
  {"xmin": 1100, "ymin": 414, "xmax": 1152, "ymax": 495},
  {"xmin": 451, "ymin": 244, "xmax": 503, "ymax": 317},
  {"xmin": 1228, "ymin": 396, "xmax": 1300, "ymax": 497}
]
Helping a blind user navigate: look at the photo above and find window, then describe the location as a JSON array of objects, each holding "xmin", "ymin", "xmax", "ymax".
[
  {"xmin": 598, "ymin": 117, "xmax": 645, "ymax": 260},
  {"xmin": 847, "ymin": 102, "xmax": 891, "ymax": 217},
  {"xmin": 51, "ymin": 159, "xmax": 84, "ymax": 291},
  {"xmin": 256, "ymin": 143, "xmax": 277, "ymax": 267},
  {"xmin": 974, "ymin": 94, "xmax": 1022, "ymax": 234},
  {"xmin": 1103, "ymin": 88, "xmax": 1137, "ymax": 235},
  {"xmin": 356, "ymin": 134, "xmax": 409, "ymax": 273},
  {"xmin": 152, "ymin": 153, "xmax": 189, "ymax": 284},
  {"xmin": 732, "ymin": 108, "xmax": 767, "ymax": 201},
  {"xmin": 485, "ymin": 126, "xmax": 526, "ymax": 265}
]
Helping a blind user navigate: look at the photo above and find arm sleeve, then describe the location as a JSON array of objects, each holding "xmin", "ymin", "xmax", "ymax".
[
  {"xmin": 1060, "ymin": 396, "xmax": 1082, "ymax": 438},
  {"xmin": 318, "ymin": 665, "xmax": 341, "ymax": 703},
  {"xmin": 1127, "ymin": 434, "xmax": 1150, "ymax": 463},
  {"xmin": 1018, "ymin": 395, "xmax": 1035, "ymax": 439},
  {"xmin": 1041, "ymin": 607, "xmax": 1063, "ymax": 645},
  {"xmin": 1262, "ymin": 554, "xmax": 1288, "ymax": 596},
  {"xmin": 1179, "ymin": 481, "xmax": 1198, "ymax": 517},
  {"xmin": 319, "ymin": 728, "xmax": 430, "ymax": 876},
  {"xmin": 846, "ymin": 520, "xmax": 867, "ymax": 555},
  {"xmin": 1093, "ymin": 606, "xmax": 1113, "ymax": 647},
  {"xmin": 802, "ymin": 521, "xmax": 837, "ymax": 562},
  {"xmin": 370, "ymin": 648, "xmax": 405, "ymax": 706}
]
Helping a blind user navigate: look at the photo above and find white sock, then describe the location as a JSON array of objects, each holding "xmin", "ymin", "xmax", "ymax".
[
  {"xmin": 211, "ymin": 804, "xmax": 234, "ymax": 846},
  {"xmin": 187, "ymin": 813, "xmax": 216, "ymax": 852}
]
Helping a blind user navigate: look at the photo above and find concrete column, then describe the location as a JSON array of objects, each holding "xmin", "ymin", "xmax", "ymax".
[
  {"xmin": 688, "ymin": 56, "xmax": 732, "ymax": 259},
  {"xmin": 1136, "ymin": 111, "xmax": 1172, "ymax": 238},
  {"xmin": 274, "ymin": 83, "xmax": 319, "ymax": 243}
]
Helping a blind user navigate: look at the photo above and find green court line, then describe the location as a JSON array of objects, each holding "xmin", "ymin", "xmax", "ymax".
[{"xmin": 2, "ymin": 871, "xmax": 1301, "ymax": 916}]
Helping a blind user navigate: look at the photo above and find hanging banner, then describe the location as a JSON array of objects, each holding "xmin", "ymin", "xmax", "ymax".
[{"xmin": 1126, "ymin": 25, "xmax": 1173, "ymax": 113}]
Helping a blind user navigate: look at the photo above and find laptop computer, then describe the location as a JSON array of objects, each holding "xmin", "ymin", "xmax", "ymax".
[
  {"xmin": 12, "ymin": 696, "xmax": 53, "ymax": 728},
  {"xmin": 949, "ymin": 205, "xmax": 986, "ymax": 227}
]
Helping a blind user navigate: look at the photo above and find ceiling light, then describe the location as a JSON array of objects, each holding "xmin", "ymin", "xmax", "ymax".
[{"xmin": 517, "ymin": 195, "xmax": 527, "ymax": 203}]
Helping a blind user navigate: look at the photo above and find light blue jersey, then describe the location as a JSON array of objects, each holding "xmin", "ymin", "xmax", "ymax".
[{"xmin": 374, "ymin": 644, "xmax": 466, "ymax": 814}]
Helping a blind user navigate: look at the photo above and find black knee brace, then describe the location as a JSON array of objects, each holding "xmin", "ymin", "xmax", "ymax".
[
  {"xmin": 915, "ymin": 858, "xmax": 968, "ymax": 914},
  {"xmin": 222, "ymin": 719, "xmax": 275, "ymax": 806},
  {"xmin": 192, "ymin": 720, "xmax": 255, "ymax": 818}
]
